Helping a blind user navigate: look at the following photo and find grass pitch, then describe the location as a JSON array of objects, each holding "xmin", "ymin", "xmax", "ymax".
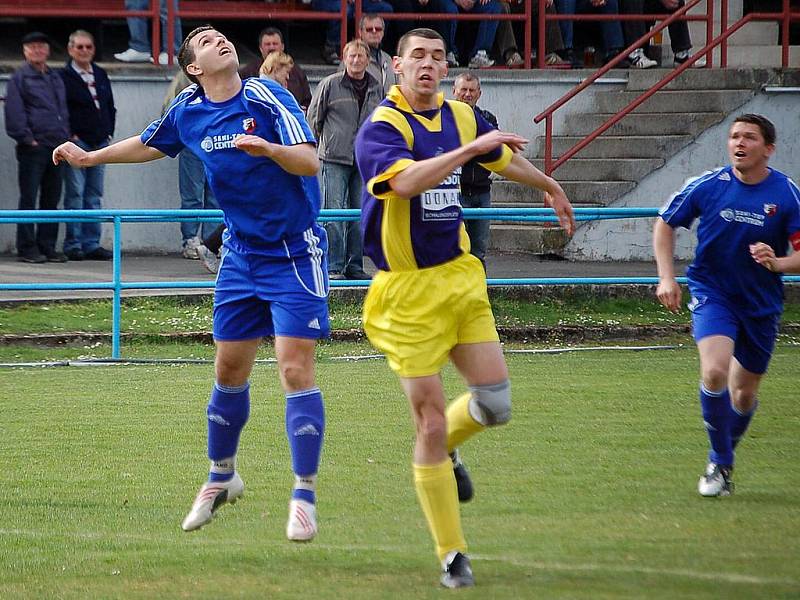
[{"xmin": 1, "ymin": 346, "xmax": 799, "ymax": 599}]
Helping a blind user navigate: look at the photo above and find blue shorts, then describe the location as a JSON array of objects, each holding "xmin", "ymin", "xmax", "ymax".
[
  {"xmin": 213, "ymin": 226, "xmax": 331, "ymax": 341},
  {"xmin": 689, "ymin": 296, "xmax": 780, "ymax": 375}
]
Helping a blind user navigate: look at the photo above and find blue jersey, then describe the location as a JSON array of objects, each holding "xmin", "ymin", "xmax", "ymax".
[
  {"xmin": 141, "ymin": 78, "xmax": 320, "ymax": 254},
  {"xmin": 355, "ymin": 86, "xmax": 512, "ymax": 272},
  {"xmin": 660, "ymin": 166, "xmax": 800, "ymax": 317}
]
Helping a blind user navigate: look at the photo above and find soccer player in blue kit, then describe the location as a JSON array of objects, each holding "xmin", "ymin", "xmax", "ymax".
[
  {"xmin": 355, "ymin": 28, "xmax": 575, "ymax": 588},
  {"xmin": 53, "ymin": 26, "xmax": 328, "ymax": 540},
  {"xmin": 654, "ymin": 114, "xmax": 800, "ymax": 498}
]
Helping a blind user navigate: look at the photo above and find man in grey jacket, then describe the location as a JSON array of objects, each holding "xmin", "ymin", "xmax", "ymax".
[
  {"xmin": 5, "ymin": 32, "xmax": 70, "ymax": 263},
  {"xmin": 307, "ymin": 39, "xmax": 382, "ymax": 280}
]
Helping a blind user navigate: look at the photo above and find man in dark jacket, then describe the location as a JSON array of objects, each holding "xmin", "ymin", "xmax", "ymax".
[
  {"xmin": 4, "ymin": 31, "xmax": 70, "ymax": 263},
  {"xmin": 239, "ymin": 27, "xmax": 311, "ymax": 111},
  {"xmin": 453, "ymin": 72, "xmax": 497, "ymax": 267},
  {"xmin": 59, "ymin": 30, "xmax": 116, "ymax": 261}
]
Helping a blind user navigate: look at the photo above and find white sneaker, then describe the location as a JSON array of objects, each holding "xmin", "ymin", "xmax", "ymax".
[
  {"xmin": 181, "ymin": 472, "xmax": 245, "ymax": 531},
  {"xmin": 286, "ymin": 499, "xmax": 317, "ymax": 541},
  {"xmin": 674, "ymin": 49, "xmax": 707, "ymax": 68},
  {"xmin": 698, "ymin": 462, "xmax": 733, "ymax": 497},
  {"xmin": 629, "ymin": 48, "xmax": 657, "ymax": 69},
  {"xmin": 182, "ymin": 236, "xmax": 202, "ymax": 259},
  {"xmin": 150, "ymin": 51, "xmax": 169, "ymax": 66},
  {"xmin": 468, "ymin": 50, "xmax": 494, "ymax": 69},
  {"xmin": 446, "ymin": 51, "xmax": 459, "ymax": 68},
  {"xmin": 114, "ymin": 48, "xmax": 151, "ymax": 63},
  {"xmin": 196, "ymin": 244, "xmax": 220, "ymax": 273}
]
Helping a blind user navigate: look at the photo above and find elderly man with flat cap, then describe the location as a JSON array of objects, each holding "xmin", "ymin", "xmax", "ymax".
[{"xmin": 4, "ymin": 32, "xmax": 71, "ymax": 263}]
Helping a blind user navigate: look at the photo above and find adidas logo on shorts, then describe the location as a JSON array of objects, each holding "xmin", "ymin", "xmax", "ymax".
[{"xmin": 307, "ymin": 318, "xmax": 321, "ymax": 330}]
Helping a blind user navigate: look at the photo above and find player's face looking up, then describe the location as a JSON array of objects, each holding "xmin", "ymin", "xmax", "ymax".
[
  {"xmin": 393, "ymin": 36, "xmax": 448, "ymax": 105},
  {"xmin": 186, "ymin": 29, "xmax": 239, "ymax": 82},
  {"xmin": 728, "ymin": 121, "xmax": 774, "ymax": 178}
]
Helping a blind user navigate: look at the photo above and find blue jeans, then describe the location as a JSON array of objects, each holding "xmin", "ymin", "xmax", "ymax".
[
  {"xmin": 461, "ymin": 189, "xmax": 491, "ymax": 263},
  {"xmin": 312, "ymin": 0, "xmax": 394, "ymax": 48},
  {"xmin": 125, "ymin": 0, "xmax": 182, "ymax": 53},
  {"xmin": 63, "ymin": 139, "xmax": 108, "ymax": 254},
  {"xmin": 16, "ymin": 144, "xmax": 63, "ymax": 256},
  {"xmin": 432, "ymin": 0, "xmax": 500, "ymax": 58},
  {"xmin": 555, "ymin": 0, "xmax": 624, "ymax": 53},
  {"xmin": 179, "ymin": 149, "xmax": 218, "ymax": 242},
  {"xmin": 320, "ymin": 161, "xmax": 363, "ymax": 274}
]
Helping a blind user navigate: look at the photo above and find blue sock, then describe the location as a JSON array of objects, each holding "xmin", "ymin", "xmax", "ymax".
[
  {"xmin": 700, "ymin": 384, "xmax": 733, "ymax": 467},
  {"xmin": 207, "ymin": 382, "xmax": 250, "ymax": 482},
  {"xmin": 286, "ymin": 388, "xmax": 325, "ymax": 504},
  {"xmin": 730, "ymin": 399, "xmax": 758, "ymax": 450}
]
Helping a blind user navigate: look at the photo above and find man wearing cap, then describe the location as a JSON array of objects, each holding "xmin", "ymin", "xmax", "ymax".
[{"xmin": 4, "ymin": 32, "xmax": 71, "ymax": 263}]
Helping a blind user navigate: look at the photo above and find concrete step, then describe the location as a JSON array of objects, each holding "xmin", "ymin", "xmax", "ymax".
[
  {"xmin": 493, "ymin": 180, "xmax": 636, "ymax": 205},
  {"xmin": 561, "ymin": 111, "xmax": 725, "ymax": 137},
  {"xmin": 719, "ymin": 45, "xmax": 800, "ymax": 67},
  {"xmin": 594, "ymin": 89, "xmax": 754, "ymax": 113},
  {"xmin": 682, "ymin": 20, "xmax": 777, "ymax": 46},
  {"xmin": 531, "ymin": 158, "xmax": 665, "ymax": 181},
  {"xmin": 535, "ymin": 134, "xmax": 692, "ymax": 159},
  {"xmin": 488, "ymin": 224, "xmax": 570, "ymax": 255},
  {"xmin": 624, "ymin": 67, "xmax": 775, "ymax": 91}
]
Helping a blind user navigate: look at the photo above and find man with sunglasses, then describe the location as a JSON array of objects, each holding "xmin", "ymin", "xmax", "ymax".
[
  {"xmin": 59, "ymin": 30, "xmax": 116, "ymax": 261},
  {"xmin": 359, "ymin": 15, "xmax": 396, "ymax": 96}
]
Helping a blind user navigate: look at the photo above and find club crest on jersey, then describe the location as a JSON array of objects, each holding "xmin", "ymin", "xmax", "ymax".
[
  {"xmin": 242, "ymin": 117, "xmax": 256, "ymax": 133},
  {"xmin": 764, "ymin": 203, "xmax": 777, "ymax": 216}
]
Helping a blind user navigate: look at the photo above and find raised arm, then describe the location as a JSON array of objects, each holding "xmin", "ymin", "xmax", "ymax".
[
  {"xmin": 234, "ymin": 136, "xmax": 319, "ymax": 176},
  {"xmin": 498, "ymin": 153, "xmax": 575, "ymax": 235},
  {"xmin": 53, "ymin": 135, "xmax": 165, "ymax": 167},
  {"xmin": 388, "ymin": 129, "xmax": 526, "ymax": 199},
  {"xmin": 653, "ymin": 218, "xmax": 682, "ymax": 313}
]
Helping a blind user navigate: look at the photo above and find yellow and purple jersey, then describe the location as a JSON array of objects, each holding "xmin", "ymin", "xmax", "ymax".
[{"xmin": 355, "ymin": 86, "xmax": 512, "ymax": 272}]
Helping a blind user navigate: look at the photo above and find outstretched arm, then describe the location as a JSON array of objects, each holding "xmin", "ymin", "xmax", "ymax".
[
  {"xmin": 750, "ymin": 242, "xmax": 800, "ymax": 274},
  {"xmin": 234, "ymin": 137, "xmax": 319, "ymax": 176},
  {"xmin": 53, "ymin": 136, "xmax": 165, "ymax": 167},
  {"xmin": 653, "ymin": 218, "xmax": 682, "ymax": 313},
  {"xmin": 387, "ymin": 129, "xmax": 528, "ymax": 199},
  {"xmin": 498, "ymin": 153, "xmax": 575, "ymax": 235}
]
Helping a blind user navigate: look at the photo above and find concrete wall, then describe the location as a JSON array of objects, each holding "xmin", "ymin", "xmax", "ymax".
[
  {"xmin": 565, "ymin": 91, "xmax": 800, "ymax": 261},
  {"xmin": 0, "ymin": 68, "xmax": 626, "ymax": 254}
]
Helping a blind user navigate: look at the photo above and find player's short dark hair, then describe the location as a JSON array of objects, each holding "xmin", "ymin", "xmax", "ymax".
[
  {"xmin": 734, "ymin": 114, "xmax": 776, "ymax": 146},
  {"xmin": 178, "ymin": 25, "xmax": 214, "ymax": 85},
  {"xmin": 396, "ymin": 28, "xmax": 445, "ymax": 57},
  {"xmin": 259, "ymin": 26, "xmax": 283, "ymax": 45}
]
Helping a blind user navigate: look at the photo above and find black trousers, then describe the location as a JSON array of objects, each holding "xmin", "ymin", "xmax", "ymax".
[
  {"xmin": 16, "ymin": 144, "xmax": 64, "ymax": 256},
  {"xmin": 620, "ymin": 0, "xmax": 691, "ymax": 53}
]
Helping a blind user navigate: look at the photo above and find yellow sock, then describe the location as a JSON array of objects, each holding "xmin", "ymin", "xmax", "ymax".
[
  {"xmin": 413, "ymin": 459, "xmax": 467, "ymax": 562},
  {"xmin": 446, "ymin": 392, "xmax": 485, "ymax": 453}
]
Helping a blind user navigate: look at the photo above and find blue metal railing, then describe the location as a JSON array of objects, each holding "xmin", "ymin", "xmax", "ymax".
[{"xmin": 3, "ymin": 208, "xmax": 798, "ymax": 358}]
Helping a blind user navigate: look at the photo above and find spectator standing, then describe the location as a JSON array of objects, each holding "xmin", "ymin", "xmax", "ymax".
[
  {"xmin": 162, "ymin": 69, "xmax": 219, "ymax": 259},
  {"xmin": 359, "ymin": 15, "xmax": 396, "ymax": 96},
  {"xmin": 259, "ymin": 51, "xmax": 295, "ymax": 87},
  {"xmin": 239, "ymin": 27, "xmax": 312, "ymax": 111},
  {"xmin": 307, "ymin": 40, "xmax": 381, "ymax": 280},
  {"xmin": 4, "ymin": 32, "xmax": 70, "ymax": 263},
  {"xmin": 433, "ymin": 0, "xmax": 501, "ymax": 68},
  {"xmin": 311, "ymin": 0, "xmax": 394, "ymax": 65},
  {"xmin": 59, "ymin": 30, "xmax": 116, "ymax": 261},
  {"xmin": 114, "ymin": 0, "xmax": 183, "ymax": 65},
  {"xmin": 453, "ymin": 73, "xmax": 495, "ymax": 267}
]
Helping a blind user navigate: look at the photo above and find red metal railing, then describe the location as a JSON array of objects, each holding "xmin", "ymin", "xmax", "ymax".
[{"xmin": 535, "ymin": 0, "xmax": 800, "ymax": 176}]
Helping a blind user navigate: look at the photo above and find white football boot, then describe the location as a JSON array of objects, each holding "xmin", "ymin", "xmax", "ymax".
[
  {"xmin": 181, "ymin": 473, "xmax": 244, "ymax": 531},
  {"xmin": 286, "ymin": 499, "xmax": 317, "ymax": 541},
  {"xmin": 698, "ymin": 462, "xmax": 733, "ymax": 497}
]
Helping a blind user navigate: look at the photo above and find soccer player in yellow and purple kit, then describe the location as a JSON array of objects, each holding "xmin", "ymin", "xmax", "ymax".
[{"xmin": 354, "ymin": 28, "xmax": 575, "ymax": 588}]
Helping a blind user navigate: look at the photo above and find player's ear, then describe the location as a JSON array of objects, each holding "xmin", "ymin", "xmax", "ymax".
[
  {"xmin": 186, "ymin": 62, "xmax": 202, "ymax": 79},
  {"xmin": 392, "ymin": 55, "xmax": 402, "ymax": 76}
]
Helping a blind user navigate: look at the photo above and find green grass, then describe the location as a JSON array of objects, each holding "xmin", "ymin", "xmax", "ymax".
[{"xmin": 1, "ymin": 347, "xmax": 799, "ymax": 598}]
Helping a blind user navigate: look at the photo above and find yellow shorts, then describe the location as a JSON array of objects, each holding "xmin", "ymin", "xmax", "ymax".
[{"xmin": 363, "ymin": 252, "xmax": 499, "ymax": 378}]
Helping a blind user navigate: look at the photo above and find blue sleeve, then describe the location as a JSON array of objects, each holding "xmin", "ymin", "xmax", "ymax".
[
  {"xmin": 355, "ymin": 117, "xmax": 414, "ymax": 199},
  {"xmin": 140, "ymin": 97, "xmax": 184, "ymax": 158},
  {"xmin": 245, "ymin": 78, "xmax": 315, "ymax": 146},
  {"xmin": 659, "ymin": 172, "xmax": 714, "ymax": 229}
]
